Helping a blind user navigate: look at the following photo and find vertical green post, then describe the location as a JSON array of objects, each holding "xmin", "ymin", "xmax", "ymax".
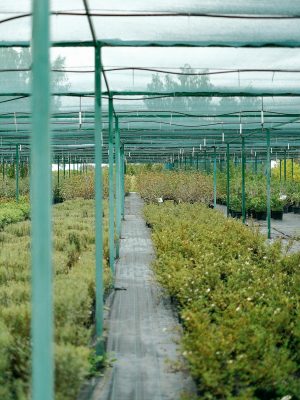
[
  {"xmin": 284, "ymin": 150, "xmax": 287, "ymax": 182},
  {"xmin": 204, "ymin": 150, "xmax": 207, "ymax": 173},
  {"xmin": 213, "ymin": 147, "xmax": 217, "ymax": 208},
  {"xmin": 291, "ymin": 158, "xmax": 294, "ymax": 180},
  {"xmin": 57, "ymin": 156, "xmax": 60, "ymax": 186},
  {"xmin": 68, "ymin": 156, "xmax": 71, "ymax": 177},
  {"xmin": 196, "ymin": 154, "xmax": 199, "ymax": 170},
  {"xmin": 63, "ymin": 157, "xmax": 66, "ymax": 178},
  {"xmin": 115, "ymin": 118, "xmax": 121, "ymax": 259},
  {"xmin": 2, "ymin": 157, "xmax": 4, "ymax": 180},
  {"xmin": 241, "ymin": 137, "xmax": 246, "ymax": 224},
  {"xmin": 31, "ymin": 1, "xmax": 53, "ymax": 400},
  {"xmin": 94, "ymin": 45, "xmax": 104, "ymax": 352},
  {"xmin": 108, "ymin": 96, "xmax": 115, "ymax": 273},
  {"xmin": 121, "ymin": 145, "xmax": 125, "ymax": 219},
  {"xmin": 226, "ymin": 144, "xmax": 230, "ymax": 217},
  {"xmin": 15, "ymin": 144, "xmax": 19, "ymax": 202},
  {"xmin": 266, "ymin": 130, "xmax": 271, "ymax": 239},
  {"xmin": 280, "ymin": 159, "xmax": 282, "ymax": 182}
]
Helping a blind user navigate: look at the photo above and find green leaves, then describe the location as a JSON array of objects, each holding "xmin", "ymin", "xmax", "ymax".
[
  {"xmin": 137, "ymin": 171, "xmax": 213, "ymax": 205},
  {"xmin": 0, "ymin": 198, "xmax": 30, "ymax": 229},
  {"xmin": 0, "ymin": 199, "xmax": 112, "ymax": 399},
  {"xmin": 145, "ymin": 202, "xmax": 300, "ymax": 399}
]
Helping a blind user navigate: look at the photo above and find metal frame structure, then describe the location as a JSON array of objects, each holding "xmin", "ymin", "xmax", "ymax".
[{"xmin": 1, "ymin": 2, "xmax": 300, "ymax": 399}]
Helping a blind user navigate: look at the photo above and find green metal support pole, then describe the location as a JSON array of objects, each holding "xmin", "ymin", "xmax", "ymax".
[
  {"xmin": 234, "ymin": 154, "xmax": 238, "ymax": 168},
  {"xmin": 68, "ymin": 156, "xmax": 71, "ymax": 177},
  {"xmin": 280, "ymin": 159, "xmax": 282, "ymax": 182},
  {"xmin": 15, "ymin": 144, "xmax": 19, "ymax": 202},
  {"xmin": 213, "ymin": 147, "xmax": 217, "ymax": 208},
  {"xmin": 115, "ymin": 118, "xmax": 121, "ymax": 259},
  {"xmin": 241, "ymin": 137, "xmax": 246, "ymax": 224},
  {"xmin": 204, "ymin": 150, "xmax": 207, "ymax": 173},
  {"xmin": 196, "ymin": 154, "xmax": 199, "ymax": 170},
  {"xmin": 31, "ymin": 1, "xmax": 53, "ymax": 400},
  {"xmin": 63, "ymin": 157, "xmax": 66, "ymax": 178},
  {"xmin": 291, "ymin": 158, "xmax": 294, "ymax": 180},
  {"xmin": 226, "ymin": 144, "xmax": 230, "ymax": 217},
  {"xmin": 57, "ymin": 156, "xmax": 60, "ymax": 186},
  {"xmin": 94, "ymin": 45, "xmax": 104, "ymax": 353},
  {"xmin": 2, "ymin": 157, "xmax": 4, "ymax": 180},
  {"xmin": 266, "ymin": 130, "xmax": 271, "ymax": 239},
  {"xmin": 108, "ymin": 96, "xmax": 115, "ymax": 274},
  {"xmin": 121, "ymin": 145, "xmax": 125, "ymax": 220},
  {"xmin": 284, "ymin": 150, "xmax": 287, "ymax": 182}
]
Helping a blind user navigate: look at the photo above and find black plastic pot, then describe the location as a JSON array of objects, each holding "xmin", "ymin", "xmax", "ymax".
[
  {"xmin": 271, "ymin": 210, "xmax": 283, "ymax": 220},
  {"xmin": 255, "ymin": 211, "xmax": 267, "ymax": 221},
  {"xmin": 232, "ymin": 210, "xmax": 242, "ymax": 219},
  {"xmin": 283, "ymin": 204, "xmax": 293, "ymax": 213},
  {"xmin": 294, "ymin": 206, "xmax": 300, "ymax": 214},
  {"xmin": 247, "ymin": 210, "xmax": 256, "ymax": 218}
]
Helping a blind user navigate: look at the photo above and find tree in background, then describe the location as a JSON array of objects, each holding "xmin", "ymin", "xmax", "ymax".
[
  {"xmin": 144, "ymin": 64, "xmax": 213, "ymax": 113},
  {"xmin": 144, "ymin": 65, "xmax": 261, "ymax": 115},
  {"xmin": 0, "ymin": 48, "xmax": 69, "ymax": 113}
]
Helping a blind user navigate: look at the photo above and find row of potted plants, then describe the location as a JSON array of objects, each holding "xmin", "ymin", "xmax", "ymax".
[{"xmin": 216, "ymin": 167, "xmax": 300, "ymax": 220}]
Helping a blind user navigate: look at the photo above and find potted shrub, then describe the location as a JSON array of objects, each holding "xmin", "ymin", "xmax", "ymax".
[
  {"xmin": 292, "ymin": 192, "xmax": 300, "ymax": 214},
  {"xmin": 280, "ymin": 182, "xmax": 294, "ymax": 213},
  {"xmin": 250, "ymin": 195, "xmax": 267, "ymax": 220},
  {"xmin": 271, "ymin": 194, "xmax": 284, "ymax": 220},
  {"xmin": 230, "ymin": 194, "xmax": 242, "ymax": 219}
]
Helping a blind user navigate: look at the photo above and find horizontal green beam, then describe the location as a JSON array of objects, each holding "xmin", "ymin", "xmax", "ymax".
[
  {"xmin": 1, "ymin": 40, "xmax": 300, "ymax": 48},
  {"xmin": 111, "ymin": 89, "xmax": 300, "ymax": 97},
  {"xmin": 2, "ymin": 111, "xmax": 300, "ymax": 119},
  {"xmin": 3, "ymin": 89, "xmax": 300, "ymax": 98}
]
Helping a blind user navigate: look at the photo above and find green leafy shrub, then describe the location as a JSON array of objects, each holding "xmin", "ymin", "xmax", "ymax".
[
  {"xmin": 0, "ymin": 199, "xmax": 112, "ymax": 399},
  {"xmin": 0, "ymin": 177, "xmax": 30, "ymax": 199},
  {"xmin": 137, "ymin": 171, "xmax": 213, "ymax": 205},
  {"xmin": 55, "ymin": 344, "xmax": 91, "ymax": 400},
  {"xmin": 0, "ymin": 198, "xmax": 30, "ymax": 229},
  {"xmin": 144, "ymin": 202, "xmax": 300, "ymax": 399},
  {"xmin": 59, "ymin": 169, "xmax": 110, "ymax": 201}
]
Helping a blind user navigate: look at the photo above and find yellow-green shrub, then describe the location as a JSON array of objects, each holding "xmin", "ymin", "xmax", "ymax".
[
  {"xmin": 145, "ymin": 203, "xmax": 300, "ymax": 399},
  {"xmin": 0, "ymin": 199, "xmax": 111, "ymax": 399},
  {"xmin": 137, "ymin": 171, "xmax": 213, "ymax": 204}
]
